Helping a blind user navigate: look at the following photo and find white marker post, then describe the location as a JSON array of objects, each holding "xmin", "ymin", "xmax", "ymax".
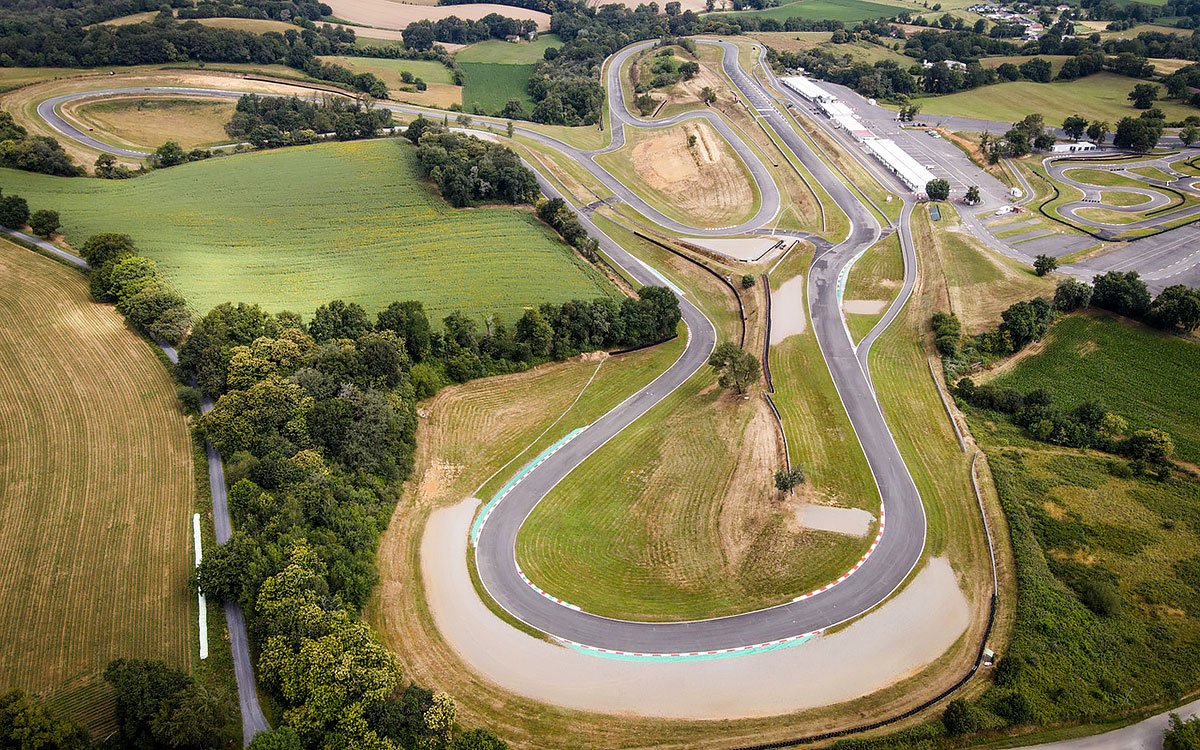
[{"xmin": 193, "ymin": 513, "xmax": 208, "ymax": 660}]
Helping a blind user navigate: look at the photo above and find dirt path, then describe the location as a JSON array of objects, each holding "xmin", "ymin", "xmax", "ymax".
[{"xmin": 423, "ymin": 498, "xmax": 969, "ymax": 720}]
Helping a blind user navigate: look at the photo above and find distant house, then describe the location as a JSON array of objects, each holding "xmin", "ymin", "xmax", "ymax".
[
  {"xmin": 1051, "ymin": 141, "xmax": 1098, "ymax": 153},
  {"xmin": 922, "ymin": 58, "xmax": 967, "ymax": 71}
]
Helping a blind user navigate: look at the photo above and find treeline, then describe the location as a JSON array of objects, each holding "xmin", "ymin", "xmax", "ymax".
[
  {"xmin": 438, "ymin": 0, "xmax": 578, "ymax": 13},
  {"xmin": 400, "ymin": 13, "xmax": 538, "ymax": 49},
  {"xmin": 226, "ymin": 93, "xmax": 394, "ymax": 148},
  {"xmin": 0, "ymin": 111, "xmax": 83, "ymax": 177},
  {"xmin": 175, "ymin": 0, "xmax": 330, "ymax": 22},
  {"xmin": 939, "ymin": 273, "xmax": 1199, "ymax": 381},
  {"xmin": 406, "ymin": 119, "xmax": 539, "ymax": 206},
  {"xmin": 80, "ymin": 233, "xmax": 193, "ymax": 343},
  {"xmin": 184, "ymin": 288, "xmax": 676, "ymax": 745}
]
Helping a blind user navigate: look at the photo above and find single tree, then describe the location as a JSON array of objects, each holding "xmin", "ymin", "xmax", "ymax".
[
  {"xmin": 1087, "ymin": 119, "xmax": 1110, "ymax": 144},
  {"xmin": 29, "ymin": 208, "xmax": 60, "ymax": 237},
  {"xmin": 964, "ymin": 185, "xmax": 981, "ymax": 204},
  {"xmin": 153, "ymin": 141, "xmax": 187, "ymax": 167},
  {"xmin": 1181, "ymin": 124, "xmax": 1199, "ymax": 147},
  {"xmin": 708, "ymin": 341, "xmax": 760, "ymax": 394},
  {"xmin": 700, "ymin": 86, "xmax": 717, "ymax": 104},
  {"xmin": 1033, "ymin": 254, "xmax": 1059, "ymax": 276},
  {"xmin": 1053, "ymin": 278, "xmax": 1092, "ymax": 311},
  {"xmin": 926, "ymin": 178, "xmax": 950, "ymax": 201},
  {"xmin": 774, "ymin": 465, "xmax": 806, "ymax": 493},
  {"xmin": 1128, "ymin": 82, "xmax": 1160, "ymax": 109},
  {"xmin": 1062, "ymin": 114, "xmax": 1088, "ymax": 140},
  {"xmin": 740, "ymin": 274, "xmax": 755, "ymax": 289},
  {"xmin": 0, "ymin": 194, "xmax": 29, "ymax": 228}
]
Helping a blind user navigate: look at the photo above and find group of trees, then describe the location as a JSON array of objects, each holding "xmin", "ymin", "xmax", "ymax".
[
  {"xmin": 400, "ymin": 14, "xmax": 537, "ymax": 49},
  {"xmin": 1113, "ymin": 109, "xmax": 1166, "ymax": 151},
  {"xmin": 225, "ymin": 94, "xmax": 394, "ymax": 149},
  {"xmin": 536, "ymin": 197, "xmax": 596, "ymax": 256},
  {"xmin": 0, "ymin": 187, "xmax": 60, "ymax": 236},
  {"xmin": 105, "ymin": 658, "xmax": 239, "ymax": 749},
  {"xmin": 0, "ymin": 111, "xmax": 83, "ymax": 177},
  {"xmin": 1083, "ymin": 270, "xmax": 1200, "ymax": 332},
  {"xmin": 0, "ymin": 689, "xmax": 90, "ymax": 749},
  {"xmin": 979, "ymin": 114, "xmax": 1056, "ymax": 162},
  {"xmin": 81, "ymin": 233, "xmax": 193, "ymax": 343},
  {"xmin": 1061, "ymin": 114, "xmax": 1112, "ymax": 144},
  {"xmin": 181, "ymin": 287, "xmax": 676, "ymax": 745},
  {"xmin": 632, "ymin": 46, "xmax": 700, "ymax": 94},
  {"xmin": 407, "ymin": 122, "xmax": 539, "ymax": 206}
]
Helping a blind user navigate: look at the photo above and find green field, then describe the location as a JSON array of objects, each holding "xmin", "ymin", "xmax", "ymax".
[
  {"xmin": 1130, "ymin": 165, "xmax": 1176, "ymax": 181},
  {"xmin": 317, "ymin": 55, "xmax": 455, "ymax": 86},
  {"xmin": 727, "ymin": 0, "xmax": 906, "ymax": 22},
  {"xmin": 910, "ymin": 73, "xmax": 1196, "ymax": 124},
  {"xmin": 0, "ymin": 139, "xmax": 613, "ymax": 320},
  {"xmin": 1101, "ymin": 189, "xmax": 1153, "ymax": 206},
  {"xmin": 456, "ymin": 34, "xmax": 561, "ymax": 64},
  {"xmin": 993, "ymin": 313, "xmax": 1200, "ymax": 463},
  {"xmin": 1063, "ymin": 167, "xmax": 1152, "ymax": 189},
  {"xmin": 0, "ymin": 241, "xmax": 198, "ymax": 734},
  {"xmin": 460, "ymin": 62, "xmax": 536, "ymax": 114}
]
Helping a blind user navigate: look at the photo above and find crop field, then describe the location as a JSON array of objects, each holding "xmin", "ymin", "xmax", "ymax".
[
  {"xmin": 910, "ymin": 73, "xmax": 1196, "ymax": 125},
  {"xmin": 749, "ymin": 32, "xmax": 910, "ymax": 65},
  {"xmin": 460, "ymin": 62, "xmax": 537, "ymax": 113},
  {"xmin": 728, "ymin": 0, "xmax": 909, "ymax": 23},
  {"xmin": 317, "ymin": 55, "xmax": 455, "ymax": 86},
  {"xmin": 992, "ymin": 313, "xmax": 1200, "ymax": 463},
  {"xmin": 0, "ymin": 139, "xmax": 614, "ymax": 320},
  {"xmin": 962, "ymin": 394, "xmax": 1200, "ymax": 726},
  {"xmin": 456, "ymin": 34, "xmax": 561, "ymax": 65},
  {"xmin": 0, "ymin": 241, "xmax": 194, "ymax": 733},
  {"xmin": 68, "ymin": 96, "xmax": 236, "ymax": 150},
  {"xmin": 843, "ymin": 232, "xmax": 903, "ymax": 342}
]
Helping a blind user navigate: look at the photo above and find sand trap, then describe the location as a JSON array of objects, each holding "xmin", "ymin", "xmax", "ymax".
[
  {"xmin": 843, "ymin": 299, "xmax": 888, "ymax": 315},
  {"xmin": 420, "ymin": 497, "xmax": 969, "ymax": 719},
  {"xmin": 686, "ymin": 236, "xmax": 782, "ymax": 262},
  {"xmin": 324, "ymin": 0, "xmax": 550, "ymax": 31},
  {"xmin": 796, "ymin": 504, "xmax": 874, "ymax": 536},
  {"xmin": 770, "ymin": 274, "xmax": 807, "ymax": 344}
]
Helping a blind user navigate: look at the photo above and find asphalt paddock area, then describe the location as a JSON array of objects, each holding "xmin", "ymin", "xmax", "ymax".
[{"xmin": 421, "ymin": 498, "xmax": 969, "ymax": 720}]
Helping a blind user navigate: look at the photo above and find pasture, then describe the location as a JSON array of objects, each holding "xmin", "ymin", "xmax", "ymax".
[
  {"xmin": 0, "ymin": 139, "xmax": 614, "ymax": 320},
  {"xmin": 993, "ymin": 312, "xmax": 1200, "ymax": 463},
  {"xmin": 456, "ymin": 34, "xmax": 561, "ymax": 65},
  {"xmin": 317, "ymin": 55, "xmax": 455, "ymax": 86},
  {"xmin": 727, "ymin": 0, "xmax": 909, "ymax": 24},
  {"xmin": 910, "ymin": 73, "xmax": 1196, "ymax": 124},
  {"xmin": 0, "ymin": 240, "xmax": 194, "ymax": 733},
  {"xmin": 460, "ymin": 62, "xmax": 537, "ymax": 113},
  {"xmin": 750, "ymin": 31, "xmax": 911, "ymax": 65}
]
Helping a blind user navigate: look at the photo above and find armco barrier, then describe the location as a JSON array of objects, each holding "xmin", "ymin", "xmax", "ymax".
[
  {"xmin": 633, "ymin": 230, "xmax": 746, "ymax": 348},
  {"xmin": 761, "ymin": 272, "xmax": 774, "ymax": 393}
]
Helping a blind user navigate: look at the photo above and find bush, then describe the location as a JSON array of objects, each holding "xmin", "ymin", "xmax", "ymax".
[
  {"xmin": 741, "ymin": 274, "xmax": 755, "ymax": 289},
  {"xmin": 29, "ymin": 209, "xmax": 60, "ymax": 237},
  {"xmin": 1054, "ymin": 278, "xmax": 1092, "ymax": 312},
  {"xmin": 942, "ymin": 698, "xmax": 979, "ymax": 735},
  {"xmin": 0, "ymin": 194, "xmax": 29, "ymax": 229},
  {"xmin": 1079, "ymin": 579, "xmax": 1121, "ymax": 616},
  {"xmin": 994, "ymin": 689, "xmax": 1033, "ymax": 724}
]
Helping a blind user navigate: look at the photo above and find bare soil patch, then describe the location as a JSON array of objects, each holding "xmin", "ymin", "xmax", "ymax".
[
  {"xmin": 65, "ymin": 95, "xmax": 235, "ymax": 150},
  {"xmin": 795, "ymin": 504, "xmax": 875, "ymax": 536},
  {"xmin": 843, "ymin": 299, "xmax": 888, "ymax": 315},
  {"xmin": 770, "ymin": 272, "xmax": 807, "ymax": 343},
  {"xmin": 630, "ymin": 121, "xmax": 754, "ymax": 226}
]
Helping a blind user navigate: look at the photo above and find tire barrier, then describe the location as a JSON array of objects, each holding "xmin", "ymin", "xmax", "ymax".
[
  {"xmin": 608, "ymin": 333, "xmax": 680, "ymax": 357},
  {"xmin": 633, "ymin": 230, "xmax": 746, "ymax": 348},
  {"xmin": 761, "ymin": 271, "xmax": 774, "ymax": 393}
]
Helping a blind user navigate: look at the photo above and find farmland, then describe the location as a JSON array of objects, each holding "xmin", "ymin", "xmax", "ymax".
[
  {"xmin": 0, "ymin": 240, "xmax": 194, "ymax": 733},
  {"xmin": 727, "ymin": 0, "xmax": 911, "ymax": 24},
  {"xmin": 317, "ymin": 55, "xmax": 460, "ymax": 106},
  {"xmin": 958, "ymin": 355, "xmax": 1200, "ymax": 730},
  {"xmin": 992, "ymin": 313, "xmax": 1200, "ymax": 463},
  {"xmin": 460, "ymin": 62, "xmax": 537, "ymax": 114},
  {"xmin": 749, "ymin": 31, "xmax": 911, "ymax": 66},
  {"xmin": 0, "ymin": 139, "xmax": 615, "ymax": 321},
  {"xmin": 909, "ymin": 73, "xmax": 1197, "ymax": 125},
  {"xmin": 456, "ymin": 35, "xmax": 562, "ymax": 65}
]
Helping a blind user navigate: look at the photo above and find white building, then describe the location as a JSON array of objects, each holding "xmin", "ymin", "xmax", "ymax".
[
  {"xmin": 779, "ymin": 75, "xmax": 834, "ymax": 103},
  {"xmin": 864, "ymin": 138, "xmax": 938, "ymax": 195},
  {"xmin": 1051, "ymin": 141, "xmax": 1098, "ymax": 153}
]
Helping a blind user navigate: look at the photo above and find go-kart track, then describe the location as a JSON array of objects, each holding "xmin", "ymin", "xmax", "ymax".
[{"xmin": 32, "ymin": 37, "xmax": 1197, "ymax": 747}]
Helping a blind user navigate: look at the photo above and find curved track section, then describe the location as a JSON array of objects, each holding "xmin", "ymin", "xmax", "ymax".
[{"xmin": 39, "ymin": 42, "xmax": 928, "ymax": 656}]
